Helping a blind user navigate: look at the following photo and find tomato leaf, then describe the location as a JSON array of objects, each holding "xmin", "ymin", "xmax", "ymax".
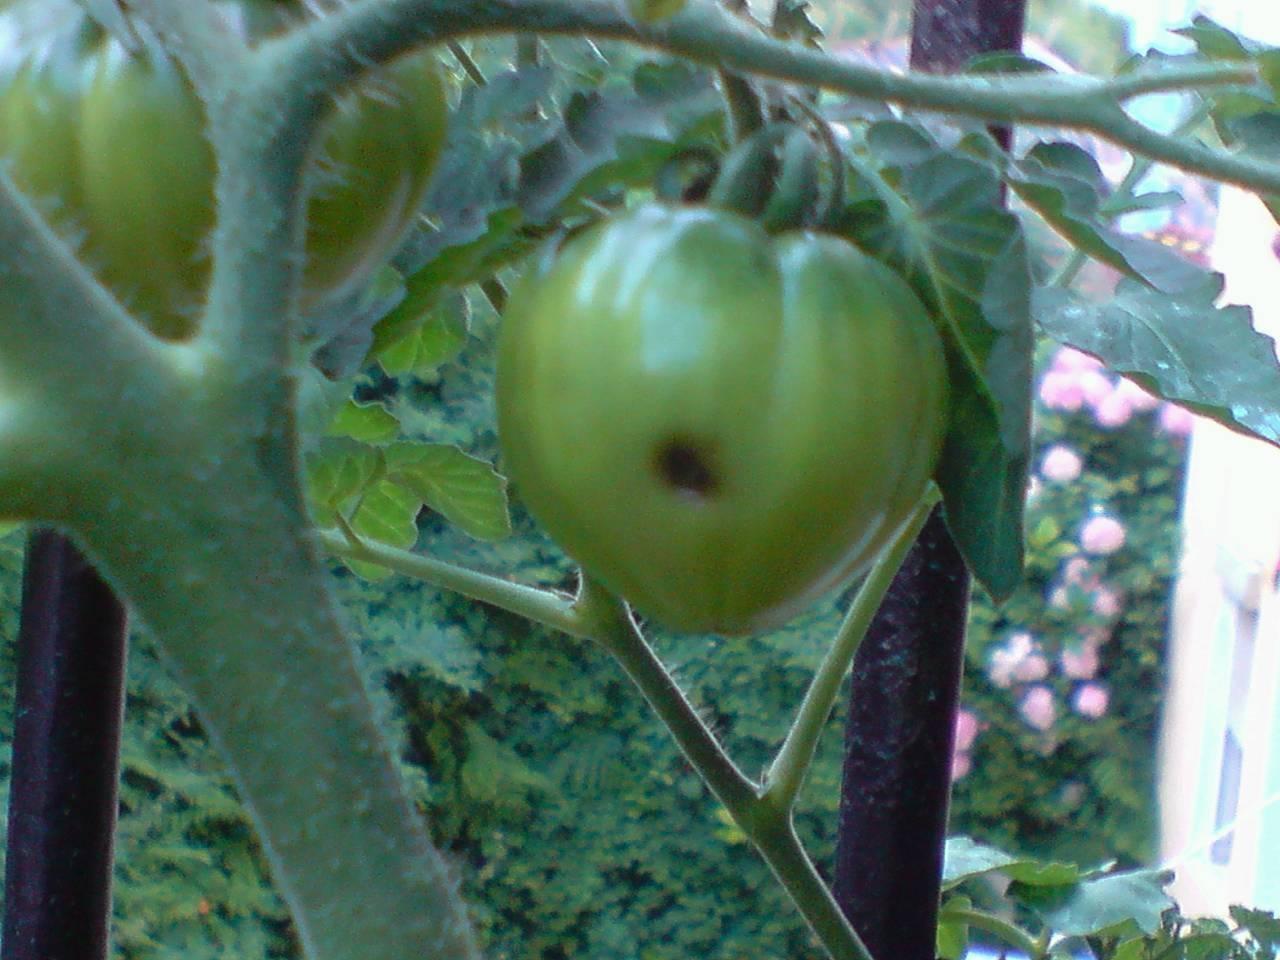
[
  {"xmin": 943, "ymin": 837, "xmax": 1082, "ymax": 890},
  {"xmin": 307, "ymin": 264, "xmax": 407, "ymax": 378},
  {"xmin": 383, "ymin": 443, "xmax": 511, "ymax": 542},
  {"xmin": 305, "ymin": 439, "xmax": 382, "ymax": 513},
  {"xmin": 1010, "ymin": 868, "xmax": 1175, "ymax": 937},
  {"xmin": 1008, "ymin": 142, "xmax": 1210, "ymax": 295},
  {"xmin": 516, "ymin": 64, "xmax": 720, "ymax": 222},
  {"xmin": 1173, "ymin": 15, "xmax": 1264, "ymax": 60},
  {"xmin": 1230, "ymin": 905, "xmax": 1280, "ymax": 949},
  {"xmin": 347, "ymin": 478, "xmax": 423, "ymax": 580},
  {"xmin": 1035, "ymin": 280, "xmax": 1280, "ymax": 446},
  {"xmin": 376, "ymin": 291, "xmax": 471, "ymax": 376},
  {"xmin": 847, "ymin": 122, "xmax": 1033, "ymax": 599},
  {"xmin": 327, "ymin": 400, "xmax": 401, "ymax": 444}
]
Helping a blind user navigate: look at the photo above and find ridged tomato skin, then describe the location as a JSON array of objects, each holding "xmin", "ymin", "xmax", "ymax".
[
  {"xmin": 0, "ymin": 0, "xmax": 447, "ymax": 340},
  {"xmin": 497, "ymin": 205, "xmax": 949, "ymax": 636}
]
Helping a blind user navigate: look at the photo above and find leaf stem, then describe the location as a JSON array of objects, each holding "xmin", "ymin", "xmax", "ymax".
[
  {"xmin": 572, "ymin": 577, "xmax": 873, "ymax": 960},
  {"xmin": 1050, "ymin": 100, "xmax": 1213, "ymax": 288},
  {"xmin": 573, "ymin": 577, "xmax": 758, "ymax": 810},
  {"xmin": 447, "ymin": 40, "xmax": 488, "ymax": 85},
  {"xmin": 719, "ymin": 69, "xmax": 767, "ymax": 140},
  {"xmin": 316, "ymin": 528, "xmax": 585, "ymax": 636},
  {"xmin": 940, "ymin": 906, "xmax": 1045, "ymax": 959},
  {"xmin": 763, "ymin": 488, "xmax": 938, "ymax": 811}
]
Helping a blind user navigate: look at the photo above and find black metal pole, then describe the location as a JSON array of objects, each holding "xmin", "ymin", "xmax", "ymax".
[
  {"xmin": 3, "ymin": 530, "xmax": 129, "ymax": 960},
  {"xmin": 832, "ymin": 4, "xmax": 1026, "ymax": 959}
]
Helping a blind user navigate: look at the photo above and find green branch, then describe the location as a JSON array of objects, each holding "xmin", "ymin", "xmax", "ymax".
[
  {"xmin": 573, "ymin": 578, "xmax": 873, "ymax": 960},
  {"xmin": 574, "ymin": 576, "xmax": 759, "ymax": 811},
  {"xmin": 317, "ymin": 528, "xmax": 586, "ymax": 636},
  {"xmin": 122, "ymin": 0, "xmax": 247, "ymax": 106},
  {"xmin": 763, "ymin": 488, "xmax": 938, "ymax": 812},
  {"xmin": 940, "ymin": 906, "xmax": 1044, "ymax": 959},
  {"xmin": 0, "ymin": 172, "xmax": 172, "ymax": 387},
  {"xmin": 276, "ymin": 0, "xmax": 1277, "ymax": 194}
]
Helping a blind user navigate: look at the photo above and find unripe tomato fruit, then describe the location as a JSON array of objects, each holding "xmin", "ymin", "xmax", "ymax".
[
  {"xmin": 0, "ymin": 0, "xmax": 447, "ymax": 340},
  {"xmin": 497, "ymin": 205, "xmax": 948, "ymax": 636}
]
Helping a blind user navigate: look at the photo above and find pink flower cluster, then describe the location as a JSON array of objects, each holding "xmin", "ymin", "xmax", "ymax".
[
  {"xmin": 987, "ymin": 631, "xmax": 1049, "ymax": 688},
  {"xmin": 1040, "ymin": 444, "xmax": 1083, "ymax": 484},
  {"xmin": 951, "ymin": 708, "xmax": 984, "ymax": 781},
  {"xmin": 984, "ymin": 618, "xmax": 1113, "ymax": 748},
  {"xmin": 1049, "ymin": 555, "xmax": 1125, "ymax": 629},
  {"xmin": 1080, "ymin": 514, "xmax": 1126, "ymax": 556},
  {"xmin": 1037, "ymin": 347, "xmax": 1194, "ymax": 437}
]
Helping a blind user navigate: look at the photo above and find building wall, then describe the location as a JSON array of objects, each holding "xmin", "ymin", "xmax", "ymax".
[{"xmin": 1158, "ymin": 187, "xmax": 1280, "ymax": 917}]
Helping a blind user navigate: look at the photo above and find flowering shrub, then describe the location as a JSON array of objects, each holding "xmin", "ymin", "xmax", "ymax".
[{"xmin": 949, "ymin": 342, "xmax": 1189, "ymax": 866}]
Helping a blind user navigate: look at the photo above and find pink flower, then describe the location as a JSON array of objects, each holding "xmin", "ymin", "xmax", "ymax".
[
  {"xmin": 1078, "ymin": 369, "xmax": 1114, "ymax": 408},
  {"xmin": 1091, "ymin": 586, "xmax": 1123, "ymax": 619},
  {"xmin": 1158, "ymin": 402, "xmax": 1195, "ymax": 437},
  {"xmin": 1080, "ymin": 515, "xmax": 1126, "ymax": 556},
  {"xmin": 1052, "ymin": 347, "xmax": 1104, "ymax": 374},
  {"xmin": 1013, "ymin": 653, "xmax": 1050, "ymax": 683},
  {"xmin": 1062, "ymin": 556, "xmax": 1093, "ymax": 586},
  {"xmin": 954, "ymin": 709, "xmax": 981, "ymax": 752},
  {"xmin": 951, "ymin": 751, "xmax": 973, "ymax": 781},
  {"xmin": 1060, "ymin": 644, "xmax": 1100, "ymax": 680},
  {"xmin": 1019, "ymin": 686, "xmax": 1057, "ymax": 731},
  {"xmin": 1115, "ymin": 377, "xmax": 1161, "ymax": 412},
  {"xmin": 987, "ymin": 632, "xmax": 1037, "ymax": 688},
  {"xmin": 1038, "ymin": 371, "xmax": 1085, "ymax": 411},
  {"xmin": 1073, "ymin": 683, "xmax": 1110, "ymax": 719},
  {"xmin": 1079, "ymin": 624, "xmax": 1113, "ymax": 648},
  {"xmin": 1093, "ymin": 389, "xmax": 1133, "ymax": 429},
  {"xmin": 1040, "ymin": 445, "xmax": 1083, "ymax": 483}
]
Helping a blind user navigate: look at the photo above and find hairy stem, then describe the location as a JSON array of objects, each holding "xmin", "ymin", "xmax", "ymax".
[
  {"xmin": 573, "ymin": 578, "xmax": 873, "ymax": 960},
  {"xmin": 764, "ymin": 489, "xmax": 938, "ymax": 811},
  {"xmin": 938, "ymin": 907, "xmax": 1044, "ymax": 959},
  {"xmin": 317, "ymin": 528, "xmax": 584, "ymax": 636},
  {"xmin": 575, "ymin": 577, "xmax": 758, "ymax": 813},
  {"xmin": 271, "ymin": 0, "xmax": 1276, "ymax": 193}
]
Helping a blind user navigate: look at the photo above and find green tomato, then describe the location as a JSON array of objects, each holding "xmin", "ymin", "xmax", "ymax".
[
  {"xmin": 0, "ymin": 0, "xmax": 447, "ymax": 340},
  {"xmin": 497, "ymin": 205, "xmax": 949, "ymax": 636}
]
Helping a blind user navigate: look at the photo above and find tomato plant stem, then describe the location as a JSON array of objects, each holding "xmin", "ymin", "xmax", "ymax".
[
  {"xmin": 938, "ymin": 906, "xmax": 1045, "ymax": 959},
  {"xmin": 317, "ymin": 527, "xmax": 584, "ymax": 636},
  {"xmin": 574, "ymin": 577, "xmax": 758, "ymax": 814},
  {"xmin": 1051, "ymin": 100, "xmax": 1214, "ymax": 289},
  {"xmin": 763, "ymin": 489, "xmax": 938, "ymax": 812},
  {"xmin": 574, "ymin": 577, "xmax": 873, "ymax": 960},
  {"xmin": 218, "ymin": 0, "xmax": 1280, "ymax": 195}
]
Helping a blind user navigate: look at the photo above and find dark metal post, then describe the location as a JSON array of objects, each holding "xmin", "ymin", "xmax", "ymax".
[
  {"xmin": 3, "ymin": 531, "xmax": 129, "ymax": 960},
  {"xmin": 832, "ymin": 3, "xmax": 1026, "ymax": 959}
]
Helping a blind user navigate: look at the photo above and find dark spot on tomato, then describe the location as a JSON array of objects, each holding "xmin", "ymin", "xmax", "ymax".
[{"xmin": 653, "ymin": 437, "xmax": 720, "ymax": 500}]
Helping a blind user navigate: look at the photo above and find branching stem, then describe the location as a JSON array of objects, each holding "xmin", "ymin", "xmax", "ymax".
[
  {"xmin": 272, "ymin": 0, "xmax": 1276, "ymax": 194},
  {"xmin": 764, "ymin": 488, "xmax": 939, "ymax": 811},
  {"xmin": 317, "ymin": 529, "xmax": 585, "ymax": 636}
]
